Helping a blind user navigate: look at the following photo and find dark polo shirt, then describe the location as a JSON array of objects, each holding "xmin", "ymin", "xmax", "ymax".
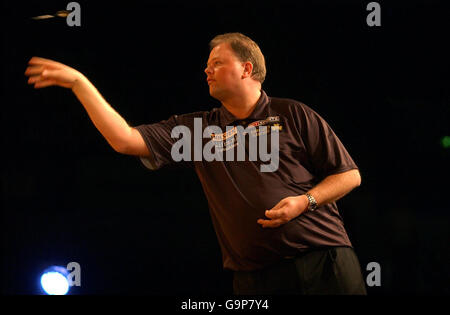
[{"xmin": 134, "ymin": 90, "xmax": 358, "ymax": 271}]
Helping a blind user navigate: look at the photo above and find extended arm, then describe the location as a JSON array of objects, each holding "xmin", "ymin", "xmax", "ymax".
[{"xmin": 25, "ymin": 57, "xmax": 149, "ymax": 156}]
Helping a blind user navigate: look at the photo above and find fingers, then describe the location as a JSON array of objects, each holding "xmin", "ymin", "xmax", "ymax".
[
  {"xmin": 257, "ymin": 208, "xmax": 289, "ymax": 228},
  {"xmin": 263, "ymin": 198, "xmax": 288, "ymax": 220},
  {"xmin": 28, "ymin": 75, "xmax": 57, "ymax": 88},
  {"xmin": 26, "ymin": 67, "xmax": 72, "ymax": 88},
  {"xmin": 25, "ymin": 58, "xmax": 62, "ymax": 81},
  {"xmin": 33, "ymin": 79, "xmax": 58, "ymax": 89},
  {"xmin": 26, "ymin": 69, "xmax": 46, "ymax": 84},
  {"xmin": 264, "ymin": 209, "xmax": 281, "ymax": 219},
  {"xmin": 255, "ymin": 199, "xmax": 287, "ymax": 228},
  {"xmin": 26, "ymin": 69, "xmax": 57, "ymax": 88},
  {"xmin": 24, "ymin": 65, "xmax": 44, "ymax": 76},
  {"xmin": 257, "ymin": 218, "xmax": 284, "ymax": 228},
  {"xmin": 25, "ymin": 57, "xmax": 79, "ymax": 89},
  {"xmin": 28, "ymin": 56, "xmax": 63, "ymax": 68}
]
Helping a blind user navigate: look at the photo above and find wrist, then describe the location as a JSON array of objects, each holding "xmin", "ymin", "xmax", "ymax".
[
  {"xmin": 305, "ymin": 192, "xmax": 318, "ymax": 211},
  {"xmin": 71, "ymin": 72, "xmax": 88, "ymax": 92}
]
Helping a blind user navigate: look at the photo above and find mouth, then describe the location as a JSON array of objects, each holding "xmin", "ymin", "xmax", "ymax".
[{"xmin": 207, "ymin": 78, "xmax": 215, "ymax": 84}]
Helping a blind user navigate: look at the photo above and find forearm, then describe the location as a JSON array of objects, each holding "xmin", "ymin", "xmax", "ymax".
[
  {"xmin": 306, "ymin": 169, "xmax": 361, "ymax": 207},
  {"xmin": 71, "ymin": 75, "xmax": 132, "ymax": 152}
]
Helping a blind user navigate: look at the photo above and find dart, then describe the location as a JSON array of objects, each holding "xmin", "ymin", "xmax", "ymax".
[{"xmin": 31, "ymin": 10, "xmax": 70, "ymax": 20}]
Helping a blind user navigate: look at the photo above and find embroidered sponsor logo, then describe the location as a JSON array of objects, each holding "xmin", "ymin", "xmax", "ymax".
[{"xmin": 171, "ymin": 116, "xmax": 282, "ymax": 172}]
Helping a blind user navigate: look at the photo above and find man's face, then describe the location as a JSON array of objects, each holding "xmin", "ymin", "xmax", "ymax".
[{"xmin": 205, "ymin": 43, "xmax": 245, "ymax": 100}]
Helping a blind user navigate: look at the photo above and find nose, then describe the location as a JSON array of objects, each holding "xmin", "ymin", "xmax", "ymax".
[{"xmin": 204, "ymin": 65, "xmax": 213, "ymax": 75}]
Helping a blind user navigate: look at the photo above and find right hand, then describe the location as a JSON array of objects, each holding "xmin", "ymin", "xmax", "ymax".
[{"xmin": 25, "ymin": 56, "xmax": 84, "ymax": 90}]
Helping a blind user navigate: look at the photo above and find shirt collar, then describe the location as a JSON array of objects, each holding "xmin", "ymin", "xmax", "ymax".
[{"xmin": 218, "ymin": 90, "xmax": 270, "ymax": 128}]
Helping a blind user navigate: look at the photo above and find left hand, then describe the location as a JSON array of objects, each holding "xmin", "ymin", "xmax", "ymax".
[{"xmin": 257, "ymin": 195, "xmax": 309, "ymax": 228}]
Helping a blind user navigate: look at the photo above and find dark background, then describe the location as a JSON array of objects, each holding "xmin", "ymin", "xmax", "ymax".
[{"xmin": 2, "ymin": 0, "xmax": 449, "ymax": 296}]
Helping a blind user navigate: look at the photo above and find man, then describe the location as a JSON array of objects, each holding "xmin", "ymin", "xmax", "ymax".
[{"xmin": 25, "ymin": 32, "xmax": 367, "ymax": 295}]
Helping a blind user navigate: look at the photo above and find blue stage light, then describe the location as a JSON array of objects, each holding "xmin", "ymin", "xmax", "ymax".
[{"xmin": 40, "ymin": 266, "xmax": 70, "ymax": 295}]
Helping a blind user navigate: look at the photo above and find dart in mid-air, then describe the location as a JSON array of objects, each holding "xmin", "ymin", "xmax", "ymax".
[{"xmin": 31, "ymin": 10, "xmax": 70, "ymax": 20}]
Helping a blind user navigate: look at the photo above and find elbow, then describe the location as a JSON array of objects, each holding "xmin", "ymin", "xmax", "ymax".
[
  {"xmin": 113, "ymin": 145, "xmax": 126, "ymax": 154},
  {"xmin": 110, "ymin": 139, "xmax": 129, "ymax": 155},
  {"xmin": 344, "ymin": 169, "xmax": 361, "ymax": 188},
  {"xmin": 354, "ymin": 169, "xmax": 362, "ymax": 187}
]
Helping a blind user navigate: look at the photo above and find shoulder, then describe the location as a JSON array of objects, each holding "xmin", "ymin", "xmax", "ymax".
[
  {"xmin": 268, "ymin": 95, "xmax": 319, "ymax": 119},
  {"xmin": 168, "ymin": 109, "xmax": 214, "ymax": 124},
  {"xmin": 267, "ymin": 94, "xmax": 335, "ymax": 135}
]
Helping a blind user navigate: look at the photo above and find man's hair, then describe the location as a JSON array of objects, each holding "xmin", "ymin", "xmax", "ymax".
[{"xmin": 209, "ymin": 32, "xmax": 266, "ymax": 84}]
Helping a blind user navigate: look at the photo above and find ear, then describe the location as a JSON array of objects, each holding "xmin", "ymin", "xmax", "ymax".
[{"xmin": 241, "ymin": 61, "xmax": 254, "ymax": 79}]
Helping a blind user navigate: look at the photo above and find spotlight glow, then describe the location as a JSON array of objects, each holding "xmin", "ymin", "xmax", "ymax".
[{"xmin": 40, "ymin": 266, "xmax": 70, "ymax": 295}]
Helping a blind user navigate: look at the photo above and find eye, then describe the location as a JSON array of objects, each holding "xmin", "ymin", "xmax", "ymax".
[{"xmin": 206, "ymin": 60, "xmax": 221, "ymax": 68}]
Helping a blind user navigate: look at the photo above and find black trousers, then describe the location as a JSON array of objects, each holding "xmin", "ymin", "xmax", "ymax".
[{"xmin": 233, "ymin": 246, "xmax": 367, "ymax": 295}]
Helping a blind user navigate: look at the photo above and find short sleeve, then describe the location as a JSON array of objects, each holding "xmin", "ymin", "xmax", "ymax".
[
  {"xmin": 133, "ymin": 114, "xmax": 195, "ymax": 171},
  {"xmin": 295, "ymin": 103, "xmax": 358, "ymax": 179}
]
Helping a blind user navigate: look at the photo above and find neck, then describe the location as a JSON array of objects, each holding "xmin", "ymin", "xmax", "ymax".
[{"xmin": 221, "ymin": 88, "xmax": 262, "ymax": 119}]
